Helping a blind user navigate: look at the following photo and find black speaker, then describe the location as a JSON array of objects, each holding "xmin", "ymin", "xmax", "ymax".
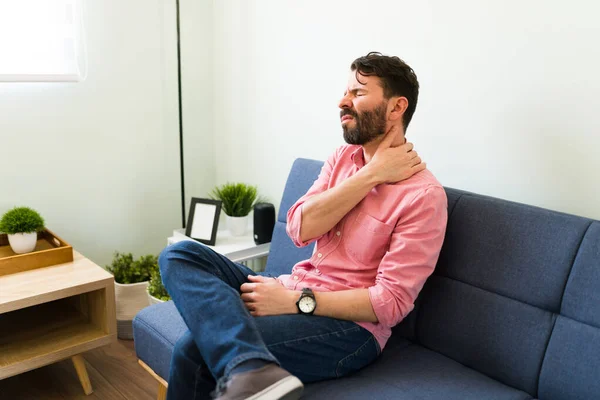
[{"xmin": 253, "ymin": 202, "xmax": 275, "ymax": 245}]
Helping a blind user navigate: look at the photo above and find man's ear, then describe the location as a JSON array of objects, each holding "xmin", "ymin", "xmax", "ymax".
[{"xmin": 388, "ymin": 97, "xmax": 408, "ymax": 122}]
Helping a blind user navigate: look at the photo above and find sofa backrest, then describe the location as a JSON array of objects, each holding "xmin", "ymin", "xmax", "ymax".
[
  {"xmin": 412, "ymin": 189, "xmax": 600, "ymax": 399},
  {"xmin": 266, "ymin": 158, "xmax": 600, "ymax": 400},
  {"xmin": 264, "ymin": 158, "xmax": 321, "ymax": 276}
]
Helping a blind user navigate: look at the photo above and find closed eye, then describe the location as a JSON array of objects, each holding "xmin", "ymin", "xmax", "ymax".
[{"xmin": 343, "ymin": 89, "xmax": 368, "ymax": 98}]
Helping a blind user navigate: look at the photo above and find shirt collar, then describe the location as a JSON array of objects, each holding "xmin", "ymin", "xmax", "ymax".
[{"xmin": 350, "ymin": 146, "xmax": 365, "ymax": 169}]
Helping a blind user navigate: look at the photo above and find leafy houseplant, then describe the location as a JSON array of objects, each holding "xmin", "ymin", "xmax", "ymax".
[
  {"xmin": 106, "ymin": 252, "xmax": 157, "ymax": 284},
  {"xmin": 210, "ymin": 183, "xmax": 259, "ymax": 217},
  {"xmin": 210, "ymin": 183, "xmax": 260, "ymax": 236},
  {"xmin": 0, "ymin": 207, "xmax": 45, "ymax": 254},
  {"xmin": 106, "ymin": 252, "xmax": 158, "ymax": 339},
  {"xmin": 147, "ymin": 268, "xmax": 170, "ymax": 304}
]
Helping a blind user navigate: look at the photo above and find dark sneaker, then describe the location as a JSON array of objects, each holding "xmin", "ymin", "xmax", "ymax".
[{"xmin": 213, "ymin": 364, "xmax": 304, "ymax": 400}]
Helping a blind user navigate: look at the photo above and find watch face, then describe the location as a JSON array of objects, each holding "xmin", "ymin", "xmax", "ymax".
[{"xmin": 299, "ymin": 296, "xmax": 316, "ymax": 313}]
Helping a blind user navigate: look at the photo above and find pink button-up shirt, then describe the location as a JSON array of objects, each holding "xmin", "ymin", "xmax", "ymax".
[{"xmin": 278, "ymin": 144, "xmax": 448, "ymax": 350}]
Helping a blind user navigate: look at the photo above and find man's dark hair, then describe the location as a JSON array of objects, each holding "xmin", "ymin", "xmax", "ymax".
[{"xmin": 350, "ymin": 52, "xmax": 419, "ymax": 130}]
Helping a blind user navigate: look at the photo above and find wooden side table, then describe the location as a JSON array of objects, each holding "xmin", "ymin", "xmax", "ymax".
[{"xmin": 0, "ymin": 251, "xmax": 117, "ymax": 395}]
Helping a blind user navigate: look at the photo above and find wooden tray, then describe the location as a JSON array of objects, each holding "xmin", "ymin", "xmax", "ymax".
[{"xmin": 0, "ymin": 229, "xmax": 74, "ymax": 277}]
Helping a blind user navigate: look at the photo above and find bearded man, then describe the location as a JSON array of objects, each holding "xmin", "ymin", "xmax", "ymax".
[{"xmin": 159, "ymin": 52, "xmax": 448, "ymax": 400}]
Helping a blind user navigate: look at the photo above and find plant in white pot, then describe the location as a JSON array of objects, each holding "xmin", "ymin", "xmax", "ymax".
[
  {"xmin": 210, "ymin": 183, "xmax": 260, "ymax": 236},
  {"xmin": 106, "ymin": 252, "xmax": 157, "ymax": 339},
  {"xmin": 0, "ymin": 207, "xmax": 45, "ymax": 254},
  {"xmin": 147, "ymin": 268, "xmax": 171, "ymax": 305}
]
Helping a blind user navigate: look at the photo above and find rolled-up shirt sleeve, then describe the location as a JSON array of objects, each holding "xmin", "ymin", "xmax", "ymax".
[
  {"xmin": 368, "ymin": 186, "xmax": 448, "ymax": 327},
  {"xmin": 286, "ymin": 149, "xmax": 340, "ymax": 248}
]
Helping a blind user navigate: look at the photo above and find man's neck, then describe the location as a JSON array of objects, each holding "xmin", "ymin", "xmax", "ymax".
[{"xmin": 362, "ymin": 132, "xmax": 406, "ymax": 164}]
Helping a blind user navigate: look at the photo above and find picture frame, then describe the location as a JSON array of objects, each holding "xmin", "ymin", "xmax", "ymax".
[{"xmin": 185, "ymin": 198, "xmax": 222, "ymax": 246}]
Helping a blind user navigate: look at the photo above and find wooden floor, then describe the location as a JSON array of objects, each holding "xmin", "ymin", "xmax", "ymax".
[{"xmin": 0, "ymin": 340, "xmax": 159, "ymax": 400}]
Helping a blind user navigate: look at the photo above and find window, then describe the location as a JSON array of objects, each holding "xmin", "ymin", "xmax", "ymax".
[{"xmin": 0, "ymin": 0, "xmax": 85, "ymax": 82}]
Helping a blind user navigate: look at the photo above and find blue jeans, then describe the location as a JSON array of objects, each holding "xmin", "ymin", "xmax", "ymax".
[{"xmin": 159, "ymin": 241, "xmax": 381, "ymax": 400}]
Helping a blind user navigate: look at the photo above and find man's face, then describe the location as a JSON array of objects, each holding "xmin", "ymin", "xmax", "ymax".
[{"xmin": 339, "ymin": 72, "xmax": 388, "ymax": 145}]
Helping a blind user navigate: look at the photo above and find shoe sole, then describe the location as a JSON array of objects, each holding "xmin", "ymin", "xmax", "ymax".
[{"xmin": 246, "ymin": 375, "xmax": 304, "ymax": 400}]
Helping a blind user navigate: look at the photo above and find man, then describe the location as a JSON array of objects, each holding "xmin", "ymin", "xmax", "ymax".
[{"xmin": 160, "ymin": 52, "xmax": 448, "ymax": 400}]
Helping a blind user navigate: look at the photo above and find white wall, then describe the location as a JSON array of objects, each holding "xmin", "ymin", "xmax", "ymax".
[
  {"xmin": 212, "ymin": 0, "xmax": 600, "ymax": 221},
  {"xmin": 0, "ymin": 0, "xmax": 182, "ymax": 267},
  {"xmin": 2, "ymin": 0, "xmax": 597, "ymax": 269},
  {"xmin": 180, "ymin": 0, "xmax": 216, "ymax": 221}
]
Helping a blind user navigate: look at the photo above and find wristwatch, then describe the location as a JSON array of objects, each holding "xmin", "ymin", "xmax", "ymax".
[{"xmin": 296, "ymin": 288, "xmax": 317, "ymax": 315}]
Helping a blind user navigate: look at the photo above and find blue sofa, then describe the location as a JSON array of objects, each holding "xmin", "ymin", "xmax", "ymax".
[{"xmin": 134, "ymin": 158, "xmax": 600, "ymax": 400}]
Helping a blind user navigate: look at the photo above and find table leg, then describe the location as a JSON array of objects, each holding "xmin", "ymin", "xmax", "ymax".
[{"xmin": 71, "ymin": 354, "xmax": 93, "ymax": 395}]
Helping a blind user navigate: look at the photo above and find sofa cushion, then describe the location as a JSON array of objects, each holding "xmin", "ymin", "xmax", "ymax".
[
  {"xmin": 417, "ymin": 276, "xmax": 555, "ymax": 396},
  {"xmin": 537, "ymin": 222, "xmax": 600, "ymax": 400},
  {"xmin": 435, "ymin": 193, "xmax": 590, "ymax": 312},
  {"xmin": 264, "ymin": 158, "xmax": 322, "ymax": 277},
  {"xmin": 537, "ymin": 316, "xmax": 600, "ymax": 400},
  {"xmin": 135, "ymin": 301, "xmax": 532, "ymax": 400},
  {"xmin": 302, "ymin": 341, "xmax": 533, "ymax": 400},
  {"xmin": 133, "ymin": 300, "xmax": 187, "ymax": 381},
  {"xmin": 276, "ymin": 158, "xmax": 324, "ymax": 224},
  {"xmin": 264, "ymin": 221, "xmax": 314, "ymax": 277},
  {"xmin": 393, "ymin": 187, "xmax": 466, "ymax": 341},
  {"xmin": 444, "ymin": 187, "xmax": 465, "ymax": 216},
  {"xmin": 560, "ymin": 221, "xmax": 600, "ymax": 327}
]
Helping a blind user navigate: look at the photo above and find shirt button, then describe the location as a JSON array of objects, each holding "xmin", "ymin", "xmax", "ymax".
[
  {"xmin": 293, "ymin": 276, "xmax": 298, "ymax": 280},
  {"xmin": 317, "ymin": 253, "xmax": 322, "ymax": 258},
  {"xmin": 336, "ymin": 231, "xmax": 341, "ymax": 236}
]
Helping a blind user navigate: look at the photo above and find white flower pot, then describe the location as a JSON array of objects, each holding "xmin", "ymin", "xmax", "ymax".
[
  {"xmin": 114, "ymin": 281, "xmax": 150, "ymax": 339},
  {"xmin": 226, "ymin": 215, "xmax": 248, "ymax": 236},
  {"xmin": 147, "ymin": 290, "xmax": 166, "ymax": 305},
  {"xmin": 8, "ymin": 232, "xmax": 37, "ymax": 254}
]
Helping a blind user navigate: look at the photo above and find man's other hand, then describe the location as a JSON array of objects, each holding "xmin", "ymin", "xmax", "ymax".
[
  {"xmin": 240, "ymin": 275, "xmax": 298, "ymax": 317},
  {"xmin": 368, "ymin": 126, "xmax": 426, "ymax": 184}
]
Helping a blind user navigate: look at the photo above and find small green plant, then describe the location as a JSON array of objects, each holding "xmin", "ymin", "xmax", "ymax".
[
  {"xmin": 0, "ymin": 207, "xmax": 45, "ymax": 235},
  {"xmin": 209, "ymin": 183, "xmax": 259, "ymax": 217},
  {"xmin": 136, "ymin": 254, "xmax": 159, "ymax": 277},
  {"xmin": 148, "ymin": 269, "xmax": 170, "ymax": 301},
  {"xmin": 106, "ymin": 252, "xmax": 158, "ymax": 284}
]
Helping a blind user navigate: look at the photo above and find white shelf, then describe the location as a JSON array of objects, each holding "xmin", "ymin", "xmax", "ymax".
[{"xmin": 168, "ymin": 228, "xmax": 270, "ymax": 264}]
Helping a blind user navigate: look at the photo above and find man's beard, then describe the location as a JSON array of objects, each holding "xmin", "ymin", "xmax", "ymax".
[{"xmin": 341, "ymin": 102, "xmax": 387, "ymax": 145}]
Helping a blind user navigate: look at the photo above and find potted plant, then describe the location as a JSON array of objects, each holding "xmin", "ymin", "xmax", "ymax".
[
  {"xmin": 210, "ymin": 183, "xmax": 259, "ymax": 236},
  {"xmin": 106, "ymin": 252, "xmax": 158, "ymax": 339},
  {"xmin": 147, "ymin": 268, "xmax": 171, "ymax": 305},
  {"xmin": 0, "ymin": 207, "xmax": 45, "ymax": 254}
]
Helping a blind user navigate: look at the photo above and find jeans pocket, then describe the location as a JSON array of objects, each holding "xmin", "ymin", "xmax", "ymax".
[{"xmin": 335, "ymin": 336, "xmax": 380, "ymax": 378}]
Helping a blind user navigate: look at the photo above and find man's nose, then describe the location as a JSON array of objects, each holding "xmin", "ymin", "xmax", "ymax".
[{"xmin": 338, "ymin": 94, "xmax": 352, "ymax": 109}]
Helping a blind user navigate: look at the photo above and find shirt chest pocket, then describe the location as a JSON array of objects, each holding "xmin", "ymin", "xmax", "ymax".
[{"xmin": 343, "ymin": 212, "xmax": 394, "ymax": 266}]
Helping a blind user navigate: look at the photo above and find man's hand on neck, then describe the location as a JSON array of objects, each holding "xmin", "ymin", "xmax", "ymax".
[
  {"xmin": 297, "ymin": 124, "xmax": 422, "ymax": 243},
  {"xmin": 363, "ymin": 124, "xmax": 405, "ymax": 164},
  {"xmin": 363, "ymin": 125, "xmax": 425, "ymax": 185}
]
